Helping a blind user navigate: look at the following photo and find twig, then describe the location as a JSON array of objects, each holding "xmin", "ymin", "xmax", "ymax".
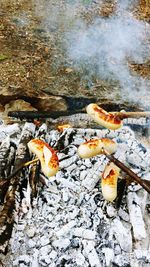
[
  {"xmin": 7, "ymin": 158, "xmax": 39, "ymax": 180},
  {"xmin": 102, "ymin": 149, "xmax": 150, "ymax": 194}
]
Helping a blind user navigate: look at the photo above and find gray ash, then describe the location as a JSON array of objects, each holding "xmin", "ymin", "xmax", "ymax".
[{"xmin": 0, "ymin": 120, "xmax": 150, "ymax": 266}]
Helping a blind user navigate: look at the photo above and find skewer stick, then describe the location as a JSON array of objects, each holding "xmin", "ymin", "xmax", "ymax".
[
  {"xmin": 102, "ymin": 148, "xmax": 150, "ymax": 194},
  {"xmin": 7, "ymin": 158, "xmax": 39, "ymax": 180},
  {"xmin": 7, "ymin": 156, "xmax": 69, "ymax": 181},
  {"xmin": 110, "ymin": 111, "xmax": 150, "ymax": 119}
]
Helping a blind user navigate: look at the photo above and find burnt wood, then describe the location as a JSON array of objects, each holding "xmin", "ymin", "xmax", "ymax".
[
  {"xmin": 8, "ymin": 110, "xmax": 85, "ymax": 120},
  {"xmin": 0, "ymin": 123, "xmax": 36, "ymax": 253}
]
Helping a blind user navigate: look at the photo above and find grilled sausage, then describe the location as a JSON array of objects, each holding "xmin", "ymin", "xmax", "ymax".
[
  {"xmin": 28, "ymin": 139, "xmax": 59, "ymax": 177},
  {"xmin": 86, "ymin": 103, "xmax": 122, "ymax": 130},
  {"xmin": 101, "ymin": 162, "xmax": 120, "ymax": 202},
  {"xmin": 78, "ymin": 138, "xmax": 117, "ymax": 158}
]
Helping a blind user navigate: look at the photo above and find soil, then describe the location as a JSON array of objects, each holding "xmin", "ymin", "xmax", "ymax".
[{"xmin": 0, "ymin": 0, "xmax": 150, "ymax": 111}]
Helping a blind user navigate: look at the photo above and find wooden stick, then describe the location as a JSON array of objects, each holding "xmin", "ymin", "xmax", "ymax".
[
  {"xmin": 110, "ymin": 111, "xmax": 150, "ymax": 119},
  {"xmin": 7, "ymin": 158, "xmax": 39, "ymax": 180},
  {"xmin": 102, "ymin": 149, "xmax": 150, "ymax": 194}
]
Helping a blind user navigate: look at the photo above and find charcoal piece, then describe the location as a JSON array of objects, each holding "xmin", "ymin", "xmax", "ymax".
[
  {"xmin": 14, "ymin": 122, "xmax": 36, "ymax": 168},
  {"xmin": 0, "ymin": 180, "xmax": 10, "ymax": 204},
  {"xmin": 0, "ymin": 176, "xmax": 18, "ymax": 253},
  {"xmin": 116, "ymin": 179, "xmax": 127, "ymax": 209},
  {"xmin": 4, "ymin": 145, "xmax": 15, "ymax": 178},
  {"xmin": 29, "ymin": 161, "xmax": 40, "ymax": 200},
  {"xmin": 0, "ymin": 137, "xmax": 10, "ymax": 178},
  {"xmin": 55, "ymin": 129, "xmax": 77, "ymax": 151},
  {"xmin": 93, "ymin": 193, "xmax": 102, "ymax": 205},
  {"xmin": 35, "ymin": 123, "xmax": 48, "ymax": 140},
  {"xmin": 63, "ymin": 96, "xmax": 96, "ymax": 111},
  {"xmin": 70, "ymin": 238, "xmax": 80, "ymax": 248}
]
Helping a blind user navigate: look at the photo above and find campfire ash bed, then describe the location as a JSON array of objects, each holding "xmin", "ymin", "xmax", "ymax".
[{"xmin": 0, "ymin": 117, "xmax": 150, "ymax": 267}]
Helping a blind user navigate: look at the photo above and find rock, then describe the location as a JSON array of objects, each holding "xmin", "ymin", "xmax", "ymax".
[
  {"xmin": 34, "ymin": 95, "xmax": 67, "ymax": 111},
  {"xmin": 0, "ymin": 86, "xmax": 67, "ymax": 111},
  {"xmin": 4, "ymin": 99, "xmax": 37, "ymax": 115}
]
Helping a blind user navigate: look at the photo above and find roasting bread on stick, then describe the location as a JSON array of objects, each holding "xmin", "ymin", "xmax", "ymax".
[
  {"xmin": 101, "ymin": 162, "xmax": 120, "ymax": 202},
  {"xmin": 78, "ymin": 138, "xmax": 117, "ymax": 158},
  {"xmin": 28, "ymin": 139, "xmax": 59, "ymax": 177},
  {"xmin": 86, "ymin": 103, "xmax": 122, "ymax": 130}
]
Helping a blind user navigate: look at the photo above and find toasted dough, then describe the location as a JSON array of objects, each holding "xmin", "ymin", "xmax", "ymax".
[
  {"xmin": 101, "ymin": 162, "xmax": 120, "ymax": 202},
  {"xmin": 86, "ymin": 103, "xmax": 122, "ymax": 130},
  {"xmin": 28, "ymin": 139, "xmax": 59, "ymax": 177},
  {"xmin": 77, "ymin": 138, "xmax": 117, "ymax": 158}
]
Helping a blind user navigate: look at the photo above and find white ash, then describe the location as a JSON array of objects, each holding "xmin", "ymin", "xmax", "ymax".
[
  {"xmin": 0, "ymin": 123, "xmax": 150, "ymax": 267},
  {"xmin": 112, "ymin": 218, "xmax": 132, "ymax": 252},
  {"xmin": 127, "ymin": 192, "xmax": 147, "ymax": 241},
  {"xmin": 82, "ymin": 240, "xmax": 101, "ymax": 267},
  {"xmin": 102, "ymin": 247, "xmax": 114, "ymax": 267},
  {"xmin": 0, "ymin": 123, "xmax": 21, "ymax": 143},
  {"xmin": 123, "ymin": 117, "xmax": 148, "ymax": 126}
]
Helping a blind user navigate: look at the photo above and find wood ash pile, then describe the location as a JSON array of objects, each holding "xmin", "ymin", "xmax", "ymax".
[{"xmin": 0, "ymin": 119, "xmax": 150, "ymax": 267}]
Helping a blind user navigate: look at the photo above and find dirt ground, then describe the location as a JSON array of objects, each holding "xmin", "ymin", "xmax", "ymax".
[{"xmin": 0, "ymin": 0, "xmax": 150, "ymax": 111}]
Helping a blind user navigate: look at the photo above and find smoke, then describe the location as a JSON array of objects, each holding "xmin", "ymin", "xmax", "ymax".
[
  {"xmin": 65, "ymin": 1, "xmax": 150, "ymax": 104},
  {"xmin": 117, "ymin": 0, "xmax": 138, "ymax": 12},
  {"xmin": 33, "ymin": 0, "xmax": 150, "ymax": 105}
]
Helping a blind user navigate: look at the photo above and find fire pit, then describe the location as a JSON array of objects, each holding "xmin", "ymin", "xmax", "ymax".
[{"xmin": 0, "ymin": 116, "xmax": 150, "ymax": 267}]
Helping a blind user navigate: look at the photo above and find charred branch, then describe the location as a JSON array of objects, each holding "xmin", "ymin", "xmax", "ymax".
[
  {"xmin": 8, "ymin": 110, "xmax": 85, "ymax": 120},
  {"xmin": 0, "ymin": 176, "xmax": 18, "ymax": 254},
  {"xmin": 29, "ymin": 161, "xmax": 40, "ymax": 200}
]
